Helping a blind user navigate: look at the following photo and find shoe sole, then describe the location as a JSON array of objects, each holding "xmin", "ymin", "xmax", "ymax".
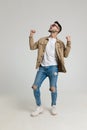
[
  {"xmin": 31, "ymin": 111, "xmax": 44, "ymax": 117},
  {"xmin": 51, "ymin": 113, "xmax": 57, "ymax": 116}
]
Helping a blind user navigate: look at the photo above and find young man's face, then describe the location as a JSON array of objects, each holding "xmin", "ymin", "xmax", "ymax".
[{"xmin": 49, "ymin": 23, "xmax": 60, "ymax": 37}]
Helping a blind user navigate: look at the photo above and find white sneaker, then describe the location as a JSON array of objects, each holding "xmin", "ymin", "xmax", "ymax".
[
  {"xmin": 51, "ymin": 105, "xmax": 57, "ymax": 115},
  {"xmin": 31, "ymin": 106, "xmax": 43, "ymax": 117}
]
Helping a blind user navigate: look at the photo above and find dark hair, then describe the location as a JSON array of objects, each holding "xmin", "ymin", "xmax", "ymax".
[{"xmin": 54, "ymin": 21, "xmax": 62, "ymax": 33}]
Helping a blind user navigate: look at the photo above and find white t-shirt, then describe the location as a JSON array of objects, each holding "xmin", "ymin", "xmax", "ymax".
[{"xmin": 41, "ymin": 37, "xmax": 58, "ymax": 66}]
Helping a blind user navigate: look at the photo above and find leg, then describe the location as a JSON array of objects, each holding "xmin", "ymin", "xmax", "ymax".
[
  {"xmin": 48, "ymin": 66, "xmax": 58, "ymax": 106},
  {"xmin": 50, "ymin": 87, "xmax": 57, "ymax": 106},
  {"xmin": 32, "ymin": 66, "xmax": 47, "ymax": 106}
]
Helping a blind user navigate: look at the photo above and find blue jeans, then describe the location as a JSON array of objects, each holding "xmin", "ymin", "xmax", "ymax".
[{"xmin": 32, "ymin": 65, "xmax": 58, "ymax": 106}]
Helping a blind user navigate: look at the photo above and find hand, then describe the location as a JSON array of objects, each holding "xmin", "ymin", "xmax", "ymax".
[
  {"xmin": 30, "ymin": 30, "xmax": 36, "ymax": 37},
  {"xmin": 66, "ymin": 35, "xmax": 71, "ymax": 42}
]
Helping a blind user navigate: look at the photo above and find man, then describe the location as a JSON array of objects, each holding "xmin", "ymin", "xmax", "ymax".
[{"xmin": 29, "ymin": 21, "xmax": 71, "ymax": 116}]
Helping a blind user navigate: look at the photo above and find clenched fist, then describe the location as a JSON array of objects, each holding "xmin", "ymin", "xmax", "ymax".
[
  {"xmin": 66, "ymin": 35, "xmax": 71, "ymax": 42},
  {"xmin": 30, "ymin": 30, "xmax": 36, "ymax": 37}
]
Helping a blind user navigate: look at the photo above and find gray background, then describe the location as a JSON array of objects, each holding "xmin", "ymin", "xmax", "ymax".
[{"xmin": 0, "ymin": 0, "xmax": 87, "ymax": 130}]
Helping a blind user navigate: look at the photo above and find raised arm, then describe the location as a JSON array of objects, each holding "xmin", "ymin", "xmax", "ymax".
[
  {"xmin": 29, "ymin": 30, "xmax": 39, "ymax": 50},
  {"xmin": 63, "ymin": 35, "xmax": 71, "ymax": 57}
]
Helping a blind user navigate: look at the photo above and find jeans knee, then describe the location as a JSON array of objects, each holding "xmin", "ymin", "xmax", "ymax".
[{"xmin": 49, "ymin": 86, "xmax": 56, "ymax": 93}]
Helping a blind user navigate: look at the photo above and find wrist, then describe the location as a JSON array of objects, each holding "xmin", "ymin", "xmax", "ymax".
[
  {"xmin": 67, "ymin": 41, "xmax": 71, "ymax": 47},
  {"xmin": 67, "ymin": 40, "xmax": 71, "ymax": 42},
  {"xmin": 29, "ymin": 34, "xmax": 33, "ymax": 37}
]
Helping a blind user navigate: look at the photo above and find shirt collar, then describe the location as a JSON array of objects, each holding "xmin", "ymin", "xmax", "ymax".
[{"xmin": 45, "ymin": 36, "xmax": 60, "ymax": 42}]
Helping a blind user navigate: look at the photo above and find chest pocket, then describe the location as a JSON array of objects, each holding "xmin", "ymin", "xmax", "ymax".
[
  {"xmin": 56, "ymin": 42, "xmax": 63, "ymax": 48},
  {"xmin": 56, "ymin": 42, "xmax": 64, "ymax": 57},
  {"xmin": 38, "ymin": 42, "xmax": 47, "ymax": 52},
  {"xmin": 37, "ymin": 43, "xmax": 45, "ymax": 60}
]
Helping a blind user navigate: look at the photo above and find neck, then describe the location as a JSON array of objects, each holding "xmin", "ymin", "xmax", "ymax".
[{"xmin": 50, "ymin": 35, "xmax": 57, "ymax": 39}]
